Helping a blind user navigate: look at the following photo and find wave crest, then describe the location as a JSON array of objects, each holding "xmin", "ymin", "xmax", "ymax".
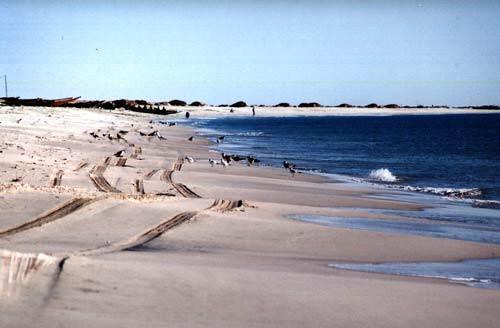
[
  {"xmin": 400, "ymin": 186, "xmax": 482, "ymax": 198},
  {"xmin": 368, "ymin": 168, "xmax": 398, "ymax": 182}
]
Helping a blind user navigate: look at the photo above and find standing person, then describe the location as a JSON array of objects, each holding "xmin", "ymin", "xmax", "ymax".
[
  {"xmin": 185, "ymin": 111, "xmax": 190, "ymax": 119},
  {"xmin": 252, "ymin": 106, "xmax": 255, "ymax": 116}
]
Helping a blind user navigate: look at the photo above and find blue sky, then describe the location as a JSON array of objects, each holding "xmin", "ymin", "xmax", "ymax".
[{"xmin": 1, "ymin": 0, "xmax": 500, "ymax": 105}]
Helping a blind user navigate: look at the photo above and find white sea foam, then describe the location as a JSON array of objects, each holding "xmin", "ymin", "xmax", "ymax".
[
  {"xmin": 471, "ymin": 199, "xmax": 500, "ymax": 209},
  {"xmin": 234, "ymin": 131, "xmax": 264, "ymax": 136},
  {"xmin": 338, "ymin": 170, "xmax": 484, "ymax": 200},
  {"xmin": 329, "ymin": 258, "xmax": 500, "ymax": 289},
  {"xmin": 398, "ymin": 185, "xmax": 482, "ymax": 198},
  {"xmin": 368, "ymin": 168, "xmax": 398, "ymax": 182}
]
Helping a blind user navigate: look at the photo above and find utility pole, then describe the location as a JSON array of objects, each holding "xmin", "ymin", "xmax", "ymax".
[{"xmin": 3, "ymin": 75, "xmax": 7, "ymax": 97}]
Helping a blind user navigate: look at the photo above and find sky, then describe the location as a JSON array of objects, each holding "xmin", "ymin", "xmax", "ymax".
[{"xmin": 1, "ymin": 0, "xmax": 500, "ymax": 106}]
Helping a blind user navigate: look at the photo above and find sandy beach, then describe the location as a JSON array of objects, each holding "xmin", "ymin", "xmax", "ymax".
[
  {"xmin": 1, "ymin": 105, "xmax": 499, "ymax": 328},
  {"xmin": 157, "ymin": 105, "xmax": 498, "ymax": 118}
]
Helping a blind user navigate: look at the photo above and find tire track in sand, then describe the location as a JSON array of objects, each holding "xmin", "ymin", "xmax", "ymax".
[
  {"xmin": 160, "ymin": 157, "xmax": 201, "ymax": 198},
  {"xmin": 0, "ymin": 198, "xmax": 251, "ymax": 302},
  {"xmin": 48, "ymin": 170, "xmax": 64, "ymax": 187},
  {"xmin": 143, "ymin": 169, "xmax": 159, "ymax": 180},
  {"xmin": 76, "ymin": 211, "xmax": 199, "ymax": 256},
  {"xmin": 206, "ymin": 199, "xmax": 253, "ymax": 212},
  {"xmin": 74, "ymin": 198, "xmax": 252, "ymax": 256},
  {"xmin": 0, "ymin": 197, "xmax": 96, "ymax": 238},
  {"xmin": 134, "ymin": 179, "xmax": 145, "ymax": 195},
  {"xmin": 89, "ymin": 157, "xmax": 121, "ymax": 193},
  {"xmin": 73, "ymin": 161, "xmax": 89, "ymax": 172}
]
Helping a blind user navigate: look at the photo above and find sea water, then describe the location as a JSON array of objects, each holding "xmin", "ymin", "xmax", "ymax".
[
  {"xmin": 187, "ymin": 113, "xmax": 500, "ymax": 202},
  {"xmin": 329, "ymin": 258, "xmax": 500, "ymax": 289}
]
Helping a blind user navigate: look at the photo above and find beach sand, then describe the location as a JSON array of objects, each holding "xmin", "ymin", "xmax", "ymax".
[
  {"xmin": 1, "ymin": 105, "xmax": 499, "ymax": 328},
  {"xmin": 160, "ymin": 104, "xmax": 498, "ymax": 118}
]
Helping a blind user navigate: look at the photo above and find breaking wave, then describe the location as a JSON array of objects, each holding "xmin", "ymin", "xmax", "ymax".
[
  {"xmin": 363, "ymin": 168, "xmax": 483, "ymax": 199},
  {"xmin": 368, "ymin": 168, "xmax": 398, "ymax": 182},
  {"xmin": 471, "ymin": 199, "xmax": 500, "ymax": 209},
  {"xmin": 396, "ymin": 185, "xmax": 483, "ymax": 198}
]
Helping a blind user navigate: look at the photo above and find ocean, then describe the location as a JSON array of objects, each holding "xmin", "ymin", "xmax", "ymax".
[
  {"xmin": 187, "ymin": 113, "xmax": 500, "ymax": 203},
  {"xmin": 177, "ymin": 112, "xmax": 500, "ymax": 288}
]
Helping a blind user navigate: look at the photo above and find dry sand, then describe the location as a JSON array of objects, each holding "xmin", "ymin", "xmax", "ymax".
[
  {"xmin": 0, "ymin": 105, "xmax": 499, "ymax": 328},
  {"xmin": 160, "ymin": 104, "xmax": 498, "ymax": 118}
]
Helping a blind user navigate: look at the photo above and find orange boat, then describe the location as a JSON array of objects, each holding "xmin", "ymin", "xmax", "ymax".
[{"xmin": 51, "ymin": 96, "xmax": 81, "ymax": 107}]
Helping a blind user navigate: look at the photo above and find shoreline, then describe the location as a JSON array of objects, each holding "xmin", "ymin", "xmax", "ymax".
[
  {"xmin": 1, "ymin": 106, "xmax": 499, "ymax": 327},
  {"xmin": 2, "ymin": 104, "xmax": 500, "ymax": 120},
  {"xmin": 170, "ymin": 105, "xmax": 499, "ymax": 118}
]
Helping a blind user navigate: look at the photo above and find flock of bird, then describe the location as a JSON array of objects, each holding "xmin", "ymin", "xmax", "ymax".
[
  {"xmin": 91, "ymin": 125, "xmax": 298, "ymax": 176},
  {"xmin": 90, "ymin": 127, "xmax": 299, "ymax": 177},
  {"xmin": 208, "ymin": 153, "xmax": 260, "ymax": 167},
  {"xmin": 196, "ymin": 135, "xmax": 298, "ymax": 176},
  {"xmin": 206, "ymin": 154, "xmax": 297, "ymax": 176}
]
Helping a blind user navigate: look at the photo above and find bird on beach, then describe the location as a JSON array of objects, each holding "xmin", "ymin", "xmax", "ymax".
[
  {"xmin": 116, "ymin": 133, "xmax": 126, "ymax": 142},
  {"xmin": 139, "ymin": 130, "xmax": 158, "ymax": 137},
  {"xmin": 113, "ymin": 149, "xmax": 126, "ymax": 157},
  {"xmin": 155, "ymin": 131, "xmax": 166, "ymax": 140},
  {"xmin": 247, "ymin": 156, "xmax": 260, "ymax": 166},
  {"xmin": 216, "ymin": 136, "xmax": 225, "ymax": 144},
  {"xmin": 188, "ymin": 136, "xmax": 194, "ymax": 141},
  {"xmin": 221, "ymin": 158, "xmax": 229, "ymax": 167},
  {"xmin": 230, "ymin": 155, "xmax": 246, "ymax": 162},
  {"xmin": 185, "ymin": 156, "xmax": 195, "ymax": 163},
  {"xmin": 289, "ymin": 167, "xmax": 297, "ymax": 177},
  {"xmin": 209, "ymin": 158, "xmax": 218, "ymax": 167},
  {"xmin": 283, "ymin": 160, "xmax": 296, "ymax": 170},
  {"xmin": 221, "ymin": 153, "xmax": 232, "ymax": 164}
]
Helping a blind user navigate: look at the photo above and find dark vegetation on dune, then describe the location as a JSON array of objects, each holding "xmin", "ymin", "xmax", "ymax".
[
  {"xmin": 168, "ymin": 99, "xmax": 187, "ymax": 106},
  {"xmin": 298, "ymin": 102, "xmax": 322, "ymax": 108},
  {"xmin": 189, "ymin": 101, "xmax": 206, "ymax": 106},
  {"xmin": 230, "ymin": 101, "xmax": 248, "ymax": 107},
  {"xmin": 1, "ymin": 97, "xmax": 499, "ymax": 111}
]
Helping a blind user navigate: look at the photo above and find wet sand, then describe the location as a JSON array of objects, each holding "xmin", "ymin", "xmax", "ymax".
[{"xmin": 1, "ymin": 106, "xmax": 499, "ymax": 328}]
